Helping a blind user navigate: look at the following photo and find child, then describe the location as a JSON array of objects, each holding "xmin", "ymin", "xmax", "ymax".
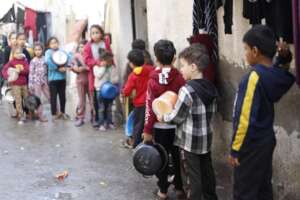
[
  {"xmin": 2, "ymin": 47, "xmax": 29, "ymax": 123},
  {"xmin": 228, "ymin": 25, "xmax": 295, "ymax": 200},
  {"xmin": 71, "ymin": 40, "xmax": 91, "ymax": 127},
  {"xmin": 83, "ymin": 25, "xmax": 112, "ymax": 128},
  {"xmin": 28, "ymin": 42, "xmax": 49, "ymax": 122},
  {"xmin": 3, "ymin": 32, "xmax": 17, "ymax": 64},
  {"xmin": 93, "ymin": 49, "xmax": 119, "ymax": 131},
  {"xmin": 143, "ymin": 40, "xmax": 185, "ymax": 200},
  {"xmin": 122, "ymin": 49, "xmax": 153, "ymax": 148},
  {"xmin": 45, "ymin": 37, "xmax": 69, "ymax": 120},
  {"xmin": 160, "ymin": 44, "xmax": 218, "ymax": 200}
]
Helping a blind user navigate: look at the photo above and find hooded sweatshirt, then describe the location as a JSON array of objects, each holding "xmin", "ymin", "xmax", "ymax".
[
  {"xmin": 2, "ymin": 57, "xmax": 29, "ymax": 86},
  {"xmin": 163, "ymin": 79, "xmax": 218, "ymax": 154},
  {"xmin": 231, "ymin": 64, "xmax": 295, "ymax": 158},
  {"xmin": 143, "ymin": 67, "xmax": 186, "ymax": 135},
  {"xmin": 122, "ymin": 64, "xmax": 153, "ymax": 107}
]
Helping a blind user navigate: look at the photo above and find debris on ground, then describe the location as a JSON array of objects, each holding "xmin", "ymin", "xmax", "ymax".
[{"xmin": 55, "ymin": 171, "xmax": 69, "ymax": 181}]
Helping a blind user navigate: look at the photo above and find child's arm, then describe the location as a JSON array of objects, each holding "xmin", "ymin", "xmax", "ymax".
[
  {"xmin": 230, "ymin": 71, "xmax": 261, "ymax": 160},
  {"xmin": 83, "ymin": 44, "xmax": 99, "ymax": 71},
  {"xmin": 19, "ymin": 62, "xmax": 29, "ymax": 75},
  {"xmin": 163, "ymin": 86, "xmax": 192, "ymax": 124},
  {"xmin": 122, "ymin": 73, "xmax": 135, "ymax": 97},
  {"xmin": 45, "ymin": 50, "xmax": 58, "ymax": 71}
]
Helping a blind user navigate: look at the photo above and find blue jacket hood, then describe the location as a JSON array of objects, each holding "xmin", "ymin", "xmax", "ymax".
[{"xmin": 254, "ymin": 64, "xmax": 295, "ymax": 103}]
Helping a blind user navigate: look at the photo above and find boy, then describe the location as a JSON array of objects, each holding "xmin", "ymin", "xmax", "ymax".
[
  {"xmin": 228, "ymin": 25, "xmax": 295, "ymax": 200},
  {"xmin": 122, "ymin": 49, "xmax": 153, "ymax": 148},
  {"xmin": 160, "ymin": 44, "xmax": 218, "ymax": 200},
  {"xmin": 143, "ymin": 40, "xmax": 185, "ymax": 200}
]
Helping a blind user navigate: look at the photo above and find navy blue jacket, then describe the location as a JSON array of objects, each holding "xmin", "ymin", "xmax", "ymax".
[{"xmin": 231, "ymin": 64, "xmax": 295, "ymax": 158}]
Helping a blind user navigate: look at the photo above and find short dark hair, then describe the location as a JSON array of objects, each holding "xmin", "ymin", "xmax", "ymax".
[
  {"xmin": 132, "ymin": 39, "xmax": 146, "ymax": 50},
  {"xmin": 243, "ymin": 25, "xmax": 277, "ymax": 59},
  {"xmin": 99, "ymin": 48, "xmax": 113, "ymax": 61},
  {"xmin": 154, "ymin": 39, "xmax": 176, "ymax": 65},
  {"xmin": 179, "ymin": 44, "xmax": 210, "ymax": 71},
  {"xmin": 127, "ymin": 49, "xmax": 145, "ymax": 66}
]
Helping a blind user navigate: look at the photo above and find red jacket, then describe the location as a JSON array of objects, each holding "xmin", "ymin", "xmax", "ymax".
[
  {"xmin": 122, "ymin": 64, "xmax": 153, "ymax": 107},
  {"xmin": 2, "ymin": 58, "xmax": 29, "ymax": 86},
  {"xmin": 83, "ymin": 39, "xmax": 112, "ymax": 93},
  {"xmin": 143, "ymin": 67, "xmax": 186, "ymax": 135}
]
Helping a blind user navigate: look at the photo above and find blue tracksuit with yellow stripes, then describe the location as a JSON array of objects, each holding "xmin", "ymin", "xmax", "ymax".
[{"xmin": 231, "ymin": 64, "xmax": 295, "ymax": 200}]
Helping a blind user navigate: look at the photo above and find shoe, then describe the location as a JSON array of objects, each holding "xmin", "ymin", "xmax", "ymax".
[
  {"xmin": 92, "ymin": 121, "xmax": 99, "ymax": 128},
  {"xmin": 75, "ymin": 119, "xmax": 84, "ymax": 127},
  {"xmin": 107, "ymin": 123, "xmax": 116, "ymax": 130},
  {"xmin": 99, "ymin": 125, "xmax": 107, "ymax": 131},
  {"xmin": 61, "ymin": 113, "xmax": 70, "ymax": 120},
  {"xmin": 54, "ymin": 112, "xmax": 62, "ymax": 120},
  {"xmin": 122, "ymin": 139, "xmax": 133, "ymax": 149}
]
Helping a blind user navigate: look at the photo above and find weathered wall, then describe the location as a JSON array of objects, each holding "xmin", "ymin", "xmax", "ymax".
[{"xmin": 216, "ymin": 1, "xmax": 300, "ymax": 199}]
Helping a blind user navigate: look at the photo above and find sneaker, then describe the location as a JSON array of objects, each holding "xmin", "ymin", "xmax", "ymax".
[
  {"xmin": 99, "ymin": 125, "xmax": 107, "ymax": 131},
  {"xmin": 61, "ymin": 113, "xmax": 70, "ymax": 120},
  {"xmin": 75, "ymin": 119, "xmax": 84, "ymax": 127},
  {"xmin": 107, "ymin": 123, "xmax": 116, "ymax": 130}
]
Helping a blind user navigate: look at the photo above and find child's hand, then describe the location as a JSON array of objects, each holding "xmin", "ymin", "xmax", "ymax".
[
  {"xmin": 157, "ymin": 114, "xmax": 164, "ymax": 122},
  {"xmin": 58, "ymin": 67, "xmax": 67, "ymax": 72},
  {"xmin": 228, "ymin": 155, "xmax": 240, "ymax": 167},
  {"xmin": 276, "ymin": 41, "xmax": 292, "ymax": 70},
  {"xmin": 142, "ymin": 133, "xmax": 153, "ymax": 144}
]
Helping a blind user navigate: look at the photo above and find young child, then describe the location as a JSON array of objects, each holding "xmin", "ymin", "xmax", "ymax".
[
  {"xmin": 3, "ymin": 32, "xmax": 17, "ymax": 64},
  {"xmin": 15, "ymin": 33, "xmax": 31, "ymax": 63},
  {"xmin": 28, "ymin": 42, "xmax": 49, "ymax": 122},
  {"xmin": 45, "ymin": 37, "xmax": 69, "ymax": 120},
  {"xmin": 83, "ymin": 25, "xmax": 112, "ymax": 128},
  {"xmin": 2, "ymin": 47, "xmax": 29, "ymax": 123},
  {"xmin": 228, "ymin": 25, "xmax": 295, "ymax": 200},
  {"xmin": 143, "ymin": 40, "xmax": 185, "ymax": 200},
  {"xmin": 71, "ymin": 40, "xmax": 91, "ymax": 127},
  {"xmin": 160, "ymin": 44, "xmax": 218, "ymax": 200},
  {"xmin": 122, "ymin": 49, "xmax": 153, "ymax": 148},
  {"xmin": 93, "ymin": 49, "xmax": 119, "ymax": 131}
]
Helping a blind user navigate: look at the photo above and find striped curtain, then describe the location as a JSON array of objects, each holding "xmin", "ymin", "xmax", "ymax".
[{"xmin": 192, "ymin": 0, "xmax": 219, "ymax": 64}]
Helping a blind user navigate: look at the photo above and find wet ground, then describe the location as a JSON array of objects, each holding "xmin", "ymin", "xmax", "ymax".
[{"xmin": 0, "ymin": 88, "xmax": 231, "ymax": 200}]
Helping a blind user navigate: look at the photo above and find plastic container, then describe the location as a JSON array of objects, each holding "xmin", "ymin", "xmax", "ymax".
[
  {"xmin": 152, "ymin": 91, "xmax": 178, "ymax": 116},
  {"xmin": 99, "ymin": 82, "xmax": 119, "ymax": 100}
]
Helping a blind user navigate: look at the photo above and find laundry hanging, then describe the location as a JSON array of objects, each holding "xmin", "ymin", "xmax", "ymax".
[
  {"xmin": 0, "ymin": 5, "xmax": 16, "ymax": 23},
  {"xmin": 36, "ymin": 12, "xmax": 48, "ymax": 45},
  {"xmin": 243, "ymin": 0, "xmax": 293, "ymax": 43},
  {"xmin": 16, "ymin": 7, "xmax": 25, "ymax": 32},
  {"xmin": 292, "ymin": 0, "xmax": 300, "ymax": 86},
  {"xmin": 24, "ymin": 7, "xmax": 38, "ymax": 40}
]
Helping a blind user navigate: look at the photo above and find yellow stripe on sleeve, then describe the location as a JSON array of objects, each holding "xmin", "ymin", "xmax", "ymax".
[{"xmin": 232, "ymin": 71, "xmax": 259, "ymax": 151}]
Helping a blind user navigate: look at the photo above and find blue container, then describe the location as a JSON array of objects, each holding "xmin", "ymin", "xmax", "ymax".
[
  {"xmin": 99, "ymin": 82, "xmax": 119, "ymax": 100},
  {"xmin": 125, "ymin": 111, "xmax": 134, "ymax": 137}
]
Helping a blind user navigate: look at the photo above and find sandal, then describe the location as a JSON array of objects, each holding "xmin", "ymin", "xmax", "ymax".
[{"xmin": 153, "ymin": 189, "xmax": 168, "ymax": 200}]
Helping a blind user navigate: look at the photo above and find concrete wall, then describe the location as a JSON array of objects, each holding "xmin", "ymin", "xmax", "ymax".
[{"xmin": 105, "ymin": 0, "xmax": 133, "ymax": 79}]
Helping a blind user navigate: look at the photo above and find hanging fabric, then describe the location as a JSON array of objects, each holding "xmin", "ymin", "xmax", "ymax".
[
  {"xmin": 264, "ymin": 0, "xmax": 293, "ymax": 43},
  {"xmin": 16, "ymin": 7, "xmax": 25, "ymax": 32},
  {"xmin": 243, "ymin": 0, "xmax": 264, "ymax": 25},
  {"xmin": 0, "ymin": 5, "xmax": 16, "ymax": 23},
  {"xmin": 24, "ymin": 7, "xmax": 38, "ymax": 40},
  {"xmin": 292, "ymin": 0, "xmax": 300, "ymax": 86},
  {"xmin": 46, "ymin": 13, "xmax": 52, "ymax": 42},
  {"xmin": 36, "ymin": 12, "xmax": 48, "ymax": 45}
]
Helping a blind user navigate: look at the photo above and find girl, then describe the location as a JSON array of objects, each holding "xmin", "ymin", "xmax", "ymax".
[
  {"xmin": 93, "ymin": 49, "xmax": 119, "ymax": 131},
  {"xmin": 83, "ymin": 24, "xmax": 111, "ymax": 128},
  {"xmin": 2, "ymin": 47, "xmax": 29, "ymax": 123},
  {"xmin": 71, "ymin": 40, "xmax": 92, "ymax": 127},
  {"xmin": 4, "ymin": 33, "xmax": 31, "ymax": 64},
  {"xmin": 45, "ymin": 37, "xmax": 69, "ymax": 120},
  {"xmin": 3, "ymin": 32, "xmax": 17, "ymax": 64},
  {"xmin": 28, "ymin": 42, "xmax": 49, "ymax": 122}
]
